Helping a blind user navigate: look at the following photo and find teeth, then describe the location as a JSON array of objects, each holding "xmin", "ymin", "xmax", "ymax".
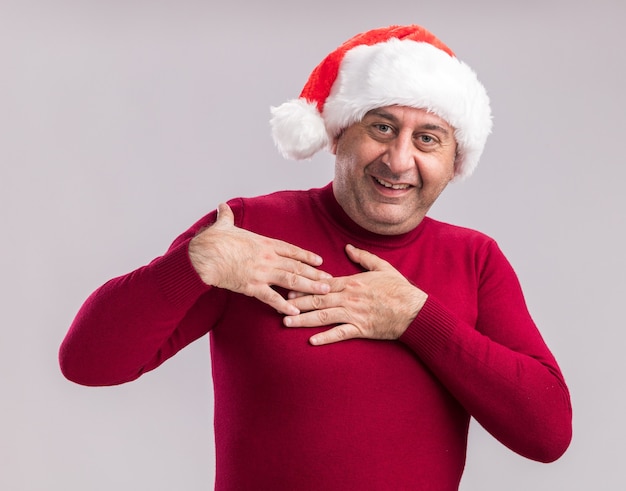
[{"xmin": 374, "ymin": 177, "xmax": 410, "ymax": 190}]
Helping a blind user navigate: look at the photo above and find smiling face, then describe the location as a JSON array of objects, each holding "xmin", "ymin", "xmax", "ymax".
[{"xmin": 331, "ymin": 105, "xmax": 458, "ymax": 235}]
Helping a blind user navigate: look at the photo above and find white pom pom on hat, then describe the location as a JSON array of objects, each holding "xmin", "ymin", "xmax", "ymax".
[{"xmin": 270, "ymin": 25, "xmax": 492, "ymax": 180}]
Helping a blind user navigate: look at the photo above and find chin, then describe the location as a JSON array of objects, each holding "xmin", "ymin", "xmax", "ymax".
[{"xmin": 364, "ymin": 215, "xmax": 416, "ymax": 235}]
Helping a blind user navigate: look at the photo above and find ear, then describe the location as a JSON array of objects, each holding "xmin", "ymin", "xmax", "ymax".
[{"xmin": 330, "ymin": 131, "xmax": 343, "ymax": 155}]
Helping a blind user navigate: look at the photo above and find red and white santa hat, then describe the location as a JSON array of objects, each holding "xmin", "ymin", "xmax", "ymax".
[{"xmin": 270, "ymin": 25, "xmax": 492, "ymax": 180}]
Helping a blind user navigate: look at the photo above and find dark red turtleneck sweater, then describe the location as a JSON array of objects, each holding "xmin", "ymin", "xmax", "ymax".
[{"xmin": 60, "ymin": 183, "xmax": 571, "ymax": 490}]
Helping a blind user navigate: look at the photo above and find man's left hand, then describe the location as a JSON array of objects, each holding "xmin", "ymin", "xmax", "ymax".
[{"xmin": 283, "ymin": 244, "xmax": 428, "ymax": 345}]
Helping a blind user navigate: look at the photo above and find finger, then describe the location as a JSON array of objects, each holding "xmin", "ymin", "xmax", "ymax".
[
  {"xmin": 283, "ymin": 304, "xmax": 344, "ymax": 328},
  {"xmin": 287, "ymin": 290, "xmax": 307, "ymax": 299},
  {"xmin": 255, "ymin": 285, "xmax": 300, "ymax": 316},
  {"xmin": 277, "ymin": 256, "xmax": 333, "ymax": 281},
  {"xmin": 286, "ymin": 272, "xmax": 343, "ymax": 299},
  {"xmin": 273, "ymin": 239, "xmax": 325, "ymax": 268},
  {"xmin": 215, "ymin": 202, "xmax": 235, "ymax": 226},
  {"xmin": 286, "ymin": 291, "xmax": 339, "ymax": 312},
  {"xmin": 287, "ymin": 288, "xmax": 331, "ymax": 300},
  {"xmin": 268, "ymin": 269, "xmax": 331, "ymax": 296},
  {"xmin": 345, "ymin": 244, "xmax": 392, "ymax": 272},
  {"xmin": 309, "ymin": 324, "xmax": 361, "ymax": 346}
]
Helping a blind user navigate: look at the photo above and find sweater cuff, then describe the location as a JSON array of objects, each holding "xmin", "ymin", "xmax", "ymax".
[
  {"xmin": 399, "ymin": 296, "xmax": 457, "ymax": 364},
  {"xmin": 153, "ymin": 238, "xmax": 212, "ymax": 309}
]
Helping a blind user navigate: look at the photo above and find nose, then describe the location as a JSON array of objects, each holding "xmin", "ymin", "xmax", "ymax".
[{"xmin": 383, "ymin": 131, "xmax": 416, "ymax": 175}]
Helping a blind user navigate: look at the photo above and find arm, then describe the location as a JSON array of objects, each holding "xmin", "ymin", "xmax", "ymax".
[
  {"xmin": 285, "ymin": 243, "xmax": 572, "ymax": 462},
  {"xmin": 401, "ymin": 294, "xmax": 571, "ymax": 463},
  {"xmin": 59, "ymin": 221, "xmax": 218, "ymax": 386},
  {"xmin": 59, "ymin": 202, "xmax": 331, "ymax": 386}
]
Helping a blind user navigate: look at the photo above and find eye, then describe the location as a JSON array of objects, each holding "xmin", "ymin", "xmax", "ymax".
[
  {"xmin": 418, "ymin": 135, "xmax": 434, "ymax": 144},
  {"xmin": 366, "ymin": 122, "xmax": 396, "ymax": 142}
]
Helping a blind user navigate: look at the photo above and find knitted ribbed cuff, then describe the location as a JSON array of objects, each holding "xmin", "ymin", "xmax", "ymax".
[
  {"xmin": 399, "ymin": 297, "xmax": 457, "ymax": 363},
  {"xmin": 153, "ymin": 239, "xmax": 212, "ymax": 309}
]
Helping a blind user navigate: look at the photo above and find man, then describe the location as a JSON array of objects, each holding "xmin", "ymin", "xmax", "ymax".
[{"xmin": 60, "ymin": 25, "xmax": 572, "ymax": 490}]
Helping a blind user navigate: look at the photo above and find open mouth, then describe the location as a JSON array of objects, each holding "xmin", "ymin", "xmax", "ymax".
[{"xmin": 373, "ymin": 176, "xmax": 411, "ymax": 190}]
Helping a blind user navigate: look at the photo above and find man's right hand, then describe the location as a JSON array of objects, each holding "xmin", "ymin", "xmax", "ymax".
[{"xmin": 188, "ymin": 203, "xmax": 331, "ymax": 315}]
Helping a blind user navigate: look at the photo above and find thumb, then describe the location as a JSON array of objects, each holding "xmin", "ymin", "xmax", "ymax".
[
  {"xmin": 345, "ymin": 244, "xmax": 390, "ymax": 272},
  {"xmin": 215, "ymin": 202, "xmax": 235, "ymax": 227}
]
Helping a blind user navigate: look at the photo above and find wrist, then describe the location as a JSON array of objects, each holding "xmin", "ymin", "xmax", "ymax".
[
  {"xmin": 400, "ymin": 287, "xmax": 428, "ymax": 336},
  {"xmin": 188, "ymin": 236, "xmax": 220, "ymax": 286}
]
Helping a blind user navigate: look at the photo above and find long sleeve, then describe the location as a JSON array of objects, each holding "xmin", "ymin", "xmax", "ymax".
[
  {"xmin": 59, "ymin": 216, "xmax": 222, "ymax": 386},
  {"xmin": 400, "ymin": 240, "xmax": 572, "ymax": 463}
]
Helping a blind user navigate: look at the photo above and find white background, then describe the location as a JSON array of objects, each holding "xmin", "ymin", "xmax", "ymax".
[{"xmin": 2, "ymin": 0, "xmax": 624, "ymax": 489}]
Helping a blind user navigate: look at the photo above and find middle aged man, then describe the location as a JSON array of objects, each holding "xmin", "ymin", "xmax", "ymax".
[{"xmin": 60, "ymin": 25, "xmax": 572, "ymax": 490}]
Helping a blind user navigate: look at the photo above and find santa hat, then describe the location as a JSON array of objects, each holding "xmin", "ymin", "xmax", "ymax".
[{"xmin": 270, "ymin": 25, "xmax": 492, "ymax": 180}]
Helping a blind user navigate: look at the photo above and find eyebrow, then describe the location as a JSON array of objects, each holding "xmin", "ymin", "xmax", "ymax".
[{"xmin": 366, "ymin": 109, "xmax": 451, "ymax": 136}]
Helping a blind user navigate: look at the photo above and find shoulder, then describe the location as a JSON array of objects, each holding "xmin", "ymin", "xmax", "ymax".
[
  {"xmin": 229, "ymin": 187, "xmax": 326, "ymax": 226},
  {"xmin": 420, "ymin": 216, "xmax": 510, "ymax": 266},
  {"xmin": 422, "ymin": 216, "xmax": 496, "ymax": 247},
  {"xmin": 420, "ymin": 217, "xmax": 515, "ymax": 280},
  {"xmin": 237, "ymin": 187, "xmax": 318, "ymax": 208},
  {"xmin": 164, "ymin": 187, "xmax": 326, "ymax": 251}
]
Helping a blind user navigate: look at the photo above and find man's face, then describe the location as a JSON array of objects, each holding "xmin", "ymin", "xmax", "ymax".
[{"xmin": 332, "ymin": 105, "xmax": 457, "ymax": 235}]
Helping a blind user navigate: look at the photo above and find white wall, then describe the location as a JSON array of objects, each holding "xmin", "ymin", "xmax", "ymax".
[{"xmin": 2, "ymin": 0, "xmax": 624, "ymax": 489}]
